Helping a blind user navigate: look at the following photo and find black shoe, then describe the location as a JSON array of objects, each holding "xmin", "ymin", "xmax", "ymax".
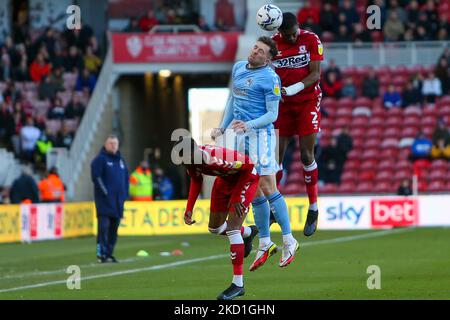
[
  {"xmin": 244, "ymin": 225, "xmax": 259, "ymax": 258},
  {"xmin": 105, "ymin": 255, "xmax": 118, "ymax": 263},
  {"xmin": 217, "ymin": 283, "xmax": 245, "ymax": 300},
  {"xmin": 269, "ymin": 209, "xmax": 277, "ymax": 226},
  {"xmin": 97, "ymin": 255, "xmax": 106, "ymax": 263},
  {"xmin": 303, "ymin": 209, "xmax": 319, "ymax": 237}
]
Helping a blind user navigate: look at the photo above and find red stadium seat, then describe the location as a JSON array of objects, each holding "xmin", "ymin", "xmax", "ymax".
[
  {"xmin": 365, "ymin": 138, "xmax": 382, "ymax": 149},
  {"xmin": 374, "ymin": 170, "xmax": 394, "ymax": 182},
  {"xmin": 347, "ymin": 149, "xmax": 361, "ymax": 160},
  {"xmin": 336, "ymin": 108, "xmax": 353, "ymax": 118},
  {"xmin": 319, "ymin": 183, "xmax": 338, "ymax": 194},
  {"xmin": 350, "ymin": 127, "xmax": 366, "ymax": 138},
  {"xmin": 393, "ymin": 169, "xmax": 412, "ymax": 181},
  {"xmin": 438, "ymin": 105, "xmax": 450, "ymax": 117},
  {"xmin": 381, "ymin": 138, "xmax": 399, "ymax": 148},
  {"xmin": 378, "ymin": 160, "xmax": 397, "ymax": 170},
  {"xmin": 337, "ymin": 98, "xmax": 354, "ymax": 110},
  {"xmin": 286, "ymin": 172, "xmax": 303, "ymax": 184},
  {"xmin": 430, "ymin": 160, "xmax": 448, "ymax": 170},
  {"xmin": 423, "ymin": 106, "xmax": 439, "ymax": 117},
  {"xmin": 397, "ymin": 147, "xmax": 412, "ymax": 160},
  {"xmin": 428, "ymin": 181, "xmax": 447, "ymax": 192},
  {"xmin": 369, "ymin": 116, "xmax": 385, "ymax": 127},
  {"xmin": 339, "ymin": 182, "xmax": 357, "ymax": 193},
  {"xmin": 371, "ymin": 107, "xmax": 386, "ymax": 118},
  {"xmin": 403, "ymin": 106, "xmax": 422, "ymax": 116},
  {"xmin": 385, "ymin": 116, "xmax": 403, "ymax": 128},
  {"xmin": 366, "ymin": 127, "xmax": 383, "ymax": 138},
  {"xmin": 344, "ymin": 159, "xmax": 360, "ymax": 171},
  {"xmin": 321, "ymin": 97, "xmax": 337, "ymax": 109},
  {"xmin": 421, "ymin": 116, "xmax": 438, "ymax": 126},
  {"xmin": 360, "ymin": 159, "xmax": 379, "ymax": 170},
  {"xmin": 354, "ymin": 97, "xmax": 372, "ymax": 108},
  {"xmin": 359, "ymin": 170, "xmax": 375, "ymax": 181},
  {"xmin": 355, "ymin": 182, "xmax": 375, "ymax": 193},
  {"xmin": 361, "ymin": 149, "xmax": 380, "ymax": 161},
  {"xmin": 341, "ymin": 171, "xmax": 358, "ymax": 182},
  {"xmin": 421, "ymin": 125, "xmax": 435, "ymax": 138},
  {"xmin": 428, "ymin": 169, "xmax": 447, "ymax": 182},
  {"xmin": 387, "ymin": 108, "xmax": 403, "ymax": 117},
  {"xmin": 401, "ymin": 127, "xmax": 419, "ymax": 138},
  {"xmin": 374, "ymin": 181, "xmax": 394, "ymax": 193},
  {"xmin": 379, "ymin": 148, "xmax": 398, "ymax": 159},
  {"xmin": 403, "ymin": 116, "xmax": 421, "ymax": 128}
]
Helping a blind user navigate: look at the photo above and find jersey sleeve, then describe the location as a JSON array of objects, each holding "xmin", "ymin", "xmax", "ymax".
[
  {"xmin": 264, "ymin": 72, "xmax": 282, "ymax": 102},
  {"xmin": 309, "ymin": 34, "xmax": 324, "ymax": 61}
]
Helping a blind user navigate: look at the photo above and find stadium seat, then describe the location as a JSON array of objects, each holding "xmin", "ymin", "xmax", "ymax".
[
  {"xmin": 361, "ymin": 149, "xmax": 380, "ymax": 161},
  {"xmin": 354, "ymin": 97, "xmax": 372, "ymax": 108},
  {"xmin": 350, "ymin": 127, "xmax": 366, "ymax": 138},
  {"xmin": 290, "ymin": 161, "xmax": 303, "ymax": 173},
  {"xmin": 374, "ymin": 170, "xmax": 394, "ymax": 182},
  {"xmin": 401, "ymin": 127, "xmax": 419, "ymax": 138},
  {"xmin": 379, "ymin": 148, "xmax": 398, "ymax": 159},
  {"xmin": 428, "ymin": 180, "xmax": 447, "ymax": 192},
  {"xmin": 319, "ymin": 183, "xmax": 338, "ymax": 194},
  {"xmin": 286, "ymin": 172, "xmax": 303, "ymax": 184},
  {"xmin": 374, "ymin": 181, "xmax": 394, "ymax": 193},
  {"xmin": 421, "ymin": 116, "xmax": 437, "ymax": 126},
  {"xmin": 341, "ymin": 171, "xmax": 358, "ymax": 182},
  {"xmin": 321, "ymin": 97, "xmax": 337, "ymax": 109},
  {"xmin": 422, "ymin": 125, "xmax": 435, "ymax": 138},
  {"xmin": 393, "ymin": 170, "xmax": 412, "ymax": 182},
  {"xmin": 347, "ymin": 149, "xmax": 361, "ymax": 160},
  {"xmin": 359, "ymin": 170, "xmax": 375, "ymax": 181},
  {"xmin": 360, "ymin": 159, "xmax": 379, "ymax": 170},
  {"xmin": 339, "ymin": 182, "xmax": 357, "ymax": 193},
  {"xmin": 344, "ymin": 159, "xmax": 360, "ymax": 171},
  {"xmin": 430, "ymin": 160, "xmax": 448, "ymax": 171},
  {"xmin": 403, "ymin": 116, "xmax": 421, "ymax": 127},
  {"xmin": 366, "ymin": 127, "xmax": 383, "ymax": 138},
  {"xmin": 378, "ymin": 160, "xmax": 397, "ymax": 170},
  {"xmin": 352, "ymin": 107, "xmax": 372, "ymax": 118},
  {"xmin": 403, "ymin": 106, "xmax": 422, "ymax": 116},
  {"xmin": 355, "ymin": 182, "xmax": 375, "ymax": 193},
  {"xmin": 423, "ymin": 106, "xmax": 438, "ymax": 117},
  {"xmin": 428, "ymin": 169, "xmax": 447, "ymax": 182},
  {"xmin": 397, "ymin": 148, "xmax": 412, "ymax": 160},
  {"xmin": 337, "ymin": 97, "xmax": 354, "ymax": 109},
  {"xmin": 365, "ymin": 138, "xmax": 382, "ymax": 149},
  {"xmin": 385, "ymin": 116, "xmax": 403, "ymax": 128},
  {"xmin": 371, "ymin": 107, "xmax": 387, "ymax": 118},
  {"xmin": 369, "ymin": 116, "xmax": 385, "ymax": 127},
  {"xmin": 381, "ymin": 138, "xmax": 399, "ymax": 148},
  {"xmin": 387, "ymin": 108, "xmax": 403, "ymax": 117}
]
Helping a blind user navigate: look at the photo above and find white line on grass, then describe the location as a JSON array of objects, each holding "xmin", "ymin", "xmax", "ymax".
[{"xmin": 0, "ymin": 228, "xmax": 414, "ymax": 294}]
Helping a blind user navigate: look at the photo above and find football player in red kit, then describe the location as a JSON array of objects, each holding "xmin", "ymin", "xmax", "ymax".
[
  {"xmin": 272, "ymin": 12, "xmax": 324, "ymax": 236},
  {"xmin": 173, "ymin": 136, "xmax": 259, "ymax": 300}
]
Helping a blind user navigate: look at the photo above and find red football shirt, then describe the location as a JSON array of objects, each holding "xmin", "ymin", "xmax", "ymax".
[
  {"xmin": 272, "ymin": 29, "xmax": 324, "ymax": 104},
  {"xmin": 185, "ymin": 145, "xmax": 257, "ymax": 213}
]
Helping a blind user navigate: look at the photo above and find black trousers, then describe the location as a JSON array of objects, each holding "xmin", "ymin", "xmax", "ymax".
[{"xmin": 97, "ymin": 216, "xmax": 121, "ymax": 257}]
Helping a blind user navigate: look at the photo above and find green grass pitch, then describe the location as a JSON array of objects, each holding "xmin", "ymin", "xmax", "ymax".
[{"xmin": 0, "ymin": 228, "xmax": 449, "ymax": 299}]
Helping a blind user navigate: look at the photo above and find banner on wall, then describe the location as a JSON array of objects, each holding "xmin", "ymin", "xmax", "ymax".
[
  {"xmin": 112, "ymin": 32, "xmax": 240, "ymax": 63},
  {"xmin": 370, "ymin": 198, "xmax": 419, "ymax": 228},
  {"xmin": 318, "ymin": 197, "xmax": 371, "ymax": 229},
  {"xmin": 21, "ymin": 204, "xmax": 63, "ymax": 242},
  {"xmin": 63, "ymin": 202, "xmax": 95, "ymax": 238},
  {"xmin": 0, "ymin": 205, "xmax": 21, "ymax": 243},
  {"xmin": 108, "ymin": 198, "xmax": 310, "ymax": 236}
]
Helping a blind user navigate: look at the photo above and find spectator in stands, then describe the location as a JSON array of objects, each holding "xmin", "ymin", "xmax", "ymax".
[
  {"xmin": 29, "ymin": 53, "xmax": 51, "ymax": 83},
  {"xmin": 20, "ymin": 117, "xmax": 41, "ymax": 163},
  {"xmin": 402, "ymin": 80, "xmax": 422, "ymax": 108},
  {"xmin": 416, "ymin": 13, "xmax": 433, "ymax": 41},
  {"xmin": 129, "ymin": 160, "xmax": 153, "ymax": 201},
  {"xmin": 63, "ymin": 46, "xmax": 84, "ymax": 74},
  {"xmin": 353, "ymin": 23, "xmax": 372, "ymax": 43},
  {"xmin": 12, "ymin": 59, "xmax": 30, "ymax": 82},
  {"xmin": 124, "ymin": 17, "xmax": 141, "ymax": 33},
  {"xmin": 435, "ymin": 56, "xmax": 449, "ymax": 95},
  {"xmin": 320, "ymin": 2, "xmax": 336, "ymax": 33},
  {"xmin": 302, "ymin": 17, "xmax": 322, "ymax": 35},
  {"xmin": 76, "ymin": 68, "xmax": 97, "ymax": 94},
  {"xmin": 383, "ymin": 84, "xmax": 402, "ymax": 109},
  {"xmin": 9, "ymin": 166, "xmax": 39, "ymax": 204},
  {"xmin": 38, "ymin": 75, "xmax": 59, "ymax": 101},
  {"xmin": 318, "ymin": 136, "xmax": 345, "ymax": 184},
  {"xmin": 0, "ymin": 102, "xmax": 14, "ymax": 149},
  {"xmin": 362, "ymin": 68, "xmax": 380, "ymax": 100},
  {"xmin": 406, "ymin": 0, "xmax": 420, "ymax": 28},
  {"xmin": 65, "ymin": 92, "xmax": 86, "ymax": 121},
  {"xmin": 383, "ymin": 11, "xmax": 405, "ymax": 41},
  {"xmin": 432, "ymin": 118, "xmax": 450, "ymax": 146},
  {"xmin": 297, "ymin": 0, "xmax": 320, "ymax": 25},
  {"xmin": 49, "ymin": 67, "xmax": 65, "ymax": 91},
  {"xmin": 197, "ymin": 15, "xmax": 212, "ymax": 32},
  {"xmin": 3, "ymin": 80, "xmax": 21, "ymax": 103},
  {"xmin": 424, "ymin": 0, "xmax": 439, "ymax": 35},
  {"xmin": 35, "ymin": 128, "xmax": 56, "ymax": 167},
  {"xmin": 336, "ymin": 127, "xmax": 353, "ymax": 159},
  {"xmin": 325, "ymin": 59, "xmax": 342, "ymax": 80},
  {"xmin": 38, "ymin": 166, "xmax": 65, "ymax": 203},
  {"xmin": 153, "ymin": 167, "xmax": 174, "ymax": 200},
  {"xmin": 322, "ymin": 71, "xmax": 343, "ymax": 98},
  {"xmin": 410, "ymin": 130, "xmax": 432, "ymax": 162},
  {"xmin": 397, "ymin": 179, "xmax": 413, "ymax": 196},
  {"xmin": 340, "ymin": 0, "xmax": 360, "ymax": 30},
  {"xmin": 54, "ymin": 122, "xmax": 75, "ymax": 149},
  {"xmin": 422, "ymin": 72, "xmax": 442, "ymax": 104},
  {"xmin": 436, "ymin": 13, "xmax": 449, "ymax": 41},
  {"xmin": 84, "ymin": 46, "xmax": 102, "ymax": 75},
  {"xmin": 334, "ymin": 24, "xmax": 352, "ymax": 42},
  {"xmin": 139, "ymin": 9, "xmax": 159, "ymax": 32},
  {"xmin": 1, "ymin": 45, "xmax": 12, "ymax": 81},
  {"xmin": 64, "ymin": 23, "xmax": 93, "ymax": 53},
  {"xmin": 430, "ymin": 138, "xmax": 450, "ymax": 160},
  {"xmin": 341, "ymin": 77, "xmax": 357, "ymax": 99},
  {"xmin": 387, "ymin": 0, "xmax": 408, "ymax": 24},
  {"xmin": 47, "ymin": 97, "xmax": 66, "ymax": 120}
]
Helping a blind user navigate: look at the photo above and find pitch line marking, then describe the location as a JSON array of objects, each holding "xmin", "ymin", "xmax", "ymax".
[{"xmin": 0, "ymin": 228, "xmax": 414, "ymax": 293}]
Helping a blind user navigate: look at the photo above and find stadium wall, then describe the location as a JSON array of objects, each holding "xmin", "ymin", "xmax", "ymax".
[{"xmin": 1, "ymin": 195, "xmax": 449, "ymax": 243}]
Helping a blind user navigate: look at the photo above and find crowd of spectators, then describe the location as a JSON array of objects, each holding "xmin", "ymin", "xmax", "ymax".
[
  {"xmin": 122, "ymin": 0, "xmax": 243, "ymax": 33},
  {"xmin": 0, "ymin": 23, "xmax": 102, "ymax": 169},
  {"xmin": 298, "ymin": 0, "xmax": 449, "ymax": 43}
]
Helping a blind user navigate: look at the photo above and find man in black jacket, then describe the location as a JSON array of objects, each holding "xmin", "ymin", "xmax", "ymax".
[
  {"xmin": 9, "ymin": 166, "xmax": 39, "ymax": 204},
  {"xmin": 91, "ymin": 135, "xmax": 129, "ymax": 263}
]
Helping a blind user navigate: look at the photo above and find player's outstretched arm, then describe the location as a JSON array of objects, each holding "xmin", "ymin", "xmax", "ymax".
[
  {"xmin": 184, "ymin": 170, "xmax": 203, "ymax": 225},
  {"xmin": 283, "ymin": 61, "xmax": 321, "ymax": 96}
]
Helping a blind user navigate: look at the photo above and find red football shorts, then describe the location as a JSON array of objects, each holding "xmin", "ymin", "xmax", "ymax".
[
  {"xmin": 274, "ymin": 98, "xmax": 322, "ymax": 137},
  {"xmin": 210, "ymin": 176, "xmax": 259, "ymax": 214}
]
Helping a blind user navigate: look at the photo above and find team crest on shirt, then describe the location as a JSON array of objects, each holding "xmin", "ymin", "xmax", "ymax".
[
  {"xmin": 119, "ymin": 160, "xmax": 125, "ymax": 169},
  {"xmin": 233, "ymin": 161, "xmax": 243, "ymax": 169},
  {"xmin": 299, "ymin": 45, "xmax": 307, "ymax": 53},
  {"xmin": 318, "ymin": 44, "xmax": 323, "ymax": 55},
  {"xmin": 246, "ymin": 78, "xmax": 253, "ymax": 87},
  {"xmin": 274, "ymin": 84, "xmax": 280, "ymax": 95}
]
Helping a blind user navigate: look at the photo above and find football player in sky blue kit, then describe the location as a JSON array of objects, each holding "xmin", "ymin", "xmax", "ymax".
[{"xmin": 212, "ymin": 36, "xmax": 299, "ymax": 274}]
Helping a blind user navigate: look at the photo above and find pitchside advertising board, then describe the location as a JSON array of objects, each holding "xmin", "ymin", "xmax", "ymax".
[{"xmin": 0, "ymin": 196, "xmax": 449, "ymax": 243}]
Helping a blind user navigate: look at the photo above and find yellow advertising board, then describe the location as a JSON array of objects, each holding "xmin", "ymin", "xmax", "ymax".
[
  {"xmin": 0, "ymin": 205, "xmax": 21, "ymax": 243},
  {"xmin": 107, "ymin": 198, "xmax": 310, "ymax": 236},
  {"xmin": 63, "ymin": 202, "xmax": 95, "ymax": 238}
]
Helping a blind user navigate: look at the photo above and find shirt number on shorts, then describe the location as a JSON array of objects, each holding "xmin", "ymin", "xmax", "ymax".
[{"xmin": 311, "ymin": 112, "xmax": 318, "ymax": 125}]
